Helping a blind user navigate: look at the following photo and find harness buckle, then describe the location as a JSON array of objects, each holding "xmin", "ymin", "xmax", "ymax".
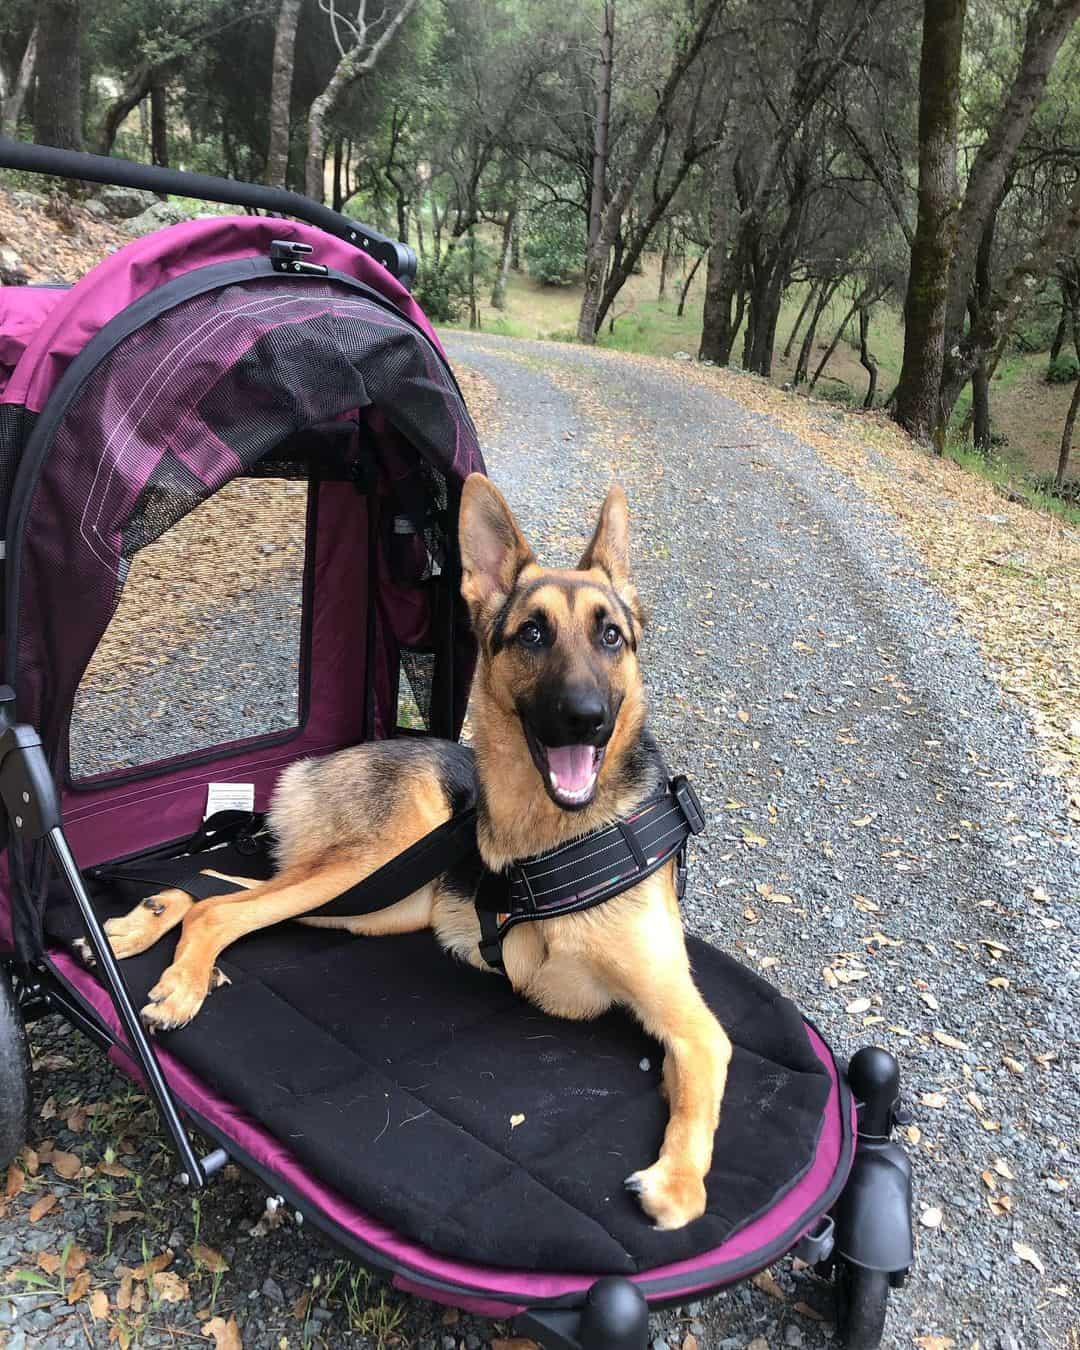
[
  {"xmin": 671, "ymin": 775, "xmax": 706, "ymax": 834},
  {"xmin": 675, "ymin": 844, "xmax": 688, "ymax": 900}
]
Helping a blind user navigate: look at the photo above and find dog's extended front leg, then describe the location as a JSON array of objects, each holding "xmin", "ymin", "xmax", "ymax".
[
  {"xmin": 140, "ymin": 859, "xmax": 371, "ymax": 1031},
  {"xmin": 624, "ymin": 975, "xmax": 731, "ymax": 1229}
]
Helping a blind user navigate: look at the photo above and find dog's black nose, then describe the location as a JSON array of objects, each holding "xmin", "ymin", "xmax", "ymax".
[{"xmin": 558, "ymin": 688, "xmax": 607, "ymax": 741}]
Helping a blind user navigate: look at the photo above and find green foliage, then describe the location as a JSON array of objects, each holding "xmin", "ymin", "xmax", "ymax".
[
  {"xmin": 1046, "ymin": 353, "xmax": 1079, "ymax": 384},
  {"xmin": 413, "ymin": 266, "xmax": 461, "ymax": 324},
  {"xmin": 414, "ymin": 232, "xmax": 496, "ymax": 324},
  {"xmin": 524, "ymin": 207, "xmax": 583, "ymax": 287}
]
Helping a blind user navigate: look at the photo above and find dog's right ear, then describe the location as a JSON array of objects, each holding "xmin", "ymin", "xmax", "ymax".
[{"xmin": 459, "ymin": 474, "xmax": 534, "ymax": 622}]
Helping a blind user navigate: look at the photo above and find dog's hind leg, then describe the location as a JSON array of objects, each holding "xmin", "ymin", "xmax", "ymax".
[
  {"xmin": 140, "ymin": 858, "xmax": 372, "ymax": 1031},
  {"xmin": 104, "ymin": 871, "xmax": 259, "ymax": 960}
]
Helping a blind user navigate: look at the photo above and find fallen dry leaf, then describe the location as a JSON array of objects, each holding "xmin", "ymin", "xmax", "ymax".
[
  {"xmin": 116, "ymin": 1273, "xmax": 133, "ymax": 1310},
  {"xmin": 89, "ymin": 1288, "xmax": 109, "ymax": 1319},
  {"xmin": 919, "ymin": 990, "xmax": 940, "ymax": 1011},
  {"xmin": 191, "ymin": 1243, "xmax": 229, "ymax": 1274},
  {"xmin": 682, "ymin": 1337, "xmax": 699, "ymax": 1350},
  {"xmin": 491, "ymin": 1341, "xmax": 541, "ymax": 1350},
  {"xmin": 66, "ymin": 1271, "xmax": 91, "ymax": 1304},
  {"xmin": 5, "ymin": 1165, "xmax": 25, "ymax": 1198},
  {"xmin": 906, "ymin": 1124, "xmax": 922, "ymax": 1144},
  {"xmin": 851, "ymin": 815, "xmax": 873, "ymax": 828},
  {"xmin": 38, "ymin": 1252, "xmax": 62, "ymax": 1275},
  {"xmin": 131, "ymin": 1251, "xmax": 173, "ymax": 1279},
  {"xmin": 932, "ymin": 1030, "xmax": 967, "ymax": 1050},
  {"xmin": 845, "ymin": 997, "xmax": 872, "ymax": 1015},
  {"xmin": 920, "ymin": 1091, "xmax": 947, "ymax": 1109},
  {"xmin": 153, "ymin": 1270, "xmax": 190, "ymax": 1303},
  {"xmin": 993, "ymin": 1158, "xmax": 1015, "ymax": 1180},
  {"xmin": 1012, "ymin": 1240, "xmax": 1044, "ymax": 1275},
  {"xmin": 49, "ymin": 1151, "xmax": 82, "ymax": 1180},
  {"xmin": 29, "ymin": 1194, "xmax": 58, "ymax": 1222},
  {"xmin": 914, "ymin": 1338, "xmax": 955, "ymax": 1350},
  {"xmin": 980, "ymin": 1170, "xmax": 997, "ymax": 1191},
  {"xmin": 1002, "ymin": 1055, "xmax": 1025, "ymax": 1076},
  {"xmin": 109, "ymin": 1209, "xmax": 141, "ymax": 1224},
  {"xmin": 202, "ymin": 1315, "xmax": 244, "ymax": 1350},
  {"xmin": 853, "ymin": 894, "xmax": 881, "ymax": 913},
  {"xmin": 751, "ymin": 1269, "xmax": 786, "ymax": 1300},
  {"xmin": 989, "ymin": 1194, "xmax": 1013, "ymax": 1217},
  {"xmin": 793, "ymin": 1300, "xmax": 825, "ymax": 1320}
]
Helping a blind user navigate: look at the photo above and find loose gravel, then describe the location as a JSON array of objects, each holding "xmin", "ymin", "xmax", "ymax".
[{"xmin": 3, "ymin": 333, "xmax": 1077, "ymax": 1350}]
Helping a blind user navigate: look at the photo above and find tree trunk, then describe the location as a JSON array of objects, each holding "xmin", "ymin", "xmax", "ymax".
[
  {"xmin": 858, "ymin": 305, "xmax": 878, "ymax": 408},
  {"xmin": 893, "ymin": 0, "xmax": 967, "ymax": 447},
  {"xmin": 150, "ymin": 78, "xmax": 168, "ymax": 167},
  {"xmin": 699, "ymin": 236, "xmax": 741, "ymax": 363},
  {"xmin": 0, "ymin": 25, "xmax": 38, "ymax": 139},
  {"xmin": 490, "ymin": 205, "xmax": 516, "ymax": 309},
  {"xmin": 34, "ymin": 0, "xmax": 83, "ymax": 151},
  {"xmin": 578, "ymin": 0, "xmax": 724, "ymax": 342},
  {"xmin": 587, "ymin": 0, "xmax": 615, "ymax": 257},
  {"xmin": 795, "ymin": 279, "xmax": 839, "ymax": 385},
  {"xmin": 1048, "ymin": 291, "xmax": 1069, "ymax": 366},
  {"xmin": 942, "ymin": 0, "xmax": 1080, "ymax": 364},
  {"xmin": 305, "ymin": 0, "xmax": 420, "ymax": 203},
  {"xmin": 658, "ymin": 222, "xmax": 673, "ymax": 302},
  {"xmin": 1057, "ymin": 373, "xmax": 1080, "ymax": 489},
  {"xmin": 783, "ymin": 283, "xmax": 817, "ymax": 361},
  {"xmin": 267, "ymin": 0, "xmax": 302, "ymax": 189},
  {"xmin": 95, "ymin": 63, "xmax": 153, "ymax": 155},
  {"xmin": 467, "ymin": 229, "xmax": 479, "ymax": 331},
  {"xmin": 971, "ymin": 359, "xmax": 991, "ymax": 450},
  {"xmin": 332, "ymin": 136, "xmax": 344, "ymax": 210},
  {"xmin": 810, "ymin": 300, "xmax": 859, "ymax": 391},
  {"xmin": 677, "ymin": 250, "xmax": 706, "ymax": 318},
  {"xmin": 1056, "ymin": 305, "xmax": 1080, "ymax": 488}
]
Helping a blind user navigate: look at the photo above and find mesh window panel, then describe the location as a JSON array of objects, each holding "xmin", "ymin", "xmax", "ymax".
[
  {"xmin": 68, "ymin": 478, "xmax": 309, "ymax": 780},
  {"xmin": 14, "ymin": 275, "xmax": 482, "ymax": 771},
  {"xmin": 398, "ymin": 648, "xmax": 435, "ymax": 730},
  {"xmin": 0, "ymin": 404, "xmax": 34, "ymax": 532}
]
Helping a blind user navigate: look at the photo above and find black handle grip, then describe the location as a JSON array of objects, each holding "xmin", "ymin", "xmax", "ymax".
[{"xmin": 0, "ymin": 138, "xmax": 417, "ymax": 287}]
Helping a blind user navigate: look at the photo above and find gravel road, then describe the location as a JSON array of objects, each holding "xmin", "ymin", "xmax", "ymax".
[{"xmin": 3, "ymin": 333, "xmax": 1077, "ymax": 1350}]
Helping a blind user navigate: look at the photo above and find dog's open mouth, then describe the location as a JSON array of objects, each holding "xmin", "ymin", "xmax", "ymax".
[{"xmin": 524, "ymin": 731, "xmax": 607, "ymax": 810}]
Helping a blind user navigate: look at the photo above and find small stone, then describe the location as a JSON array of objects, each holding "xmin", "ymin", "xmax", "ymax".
[
  {"xmin": 168, "ymin": 1230, "xmax": 185, "ymax": 1250},
  {"xmin": 262, "ymin": 1276, "xmax": 284, "ymax": 1305},
  {"xmin": 784, "ymin": 1325, "xmax": 804, "ymax": 1347},
  {"xmin": 442, "ymin": 1337, "xmax": 457, "ymax": 1350},
  {"xmin": 260, "ymin": 543, "xmax": 278, "ymax": 555},
  {"xmin": 312, "ymin": 1306, "xmax": 333, "ymax": 1323}
]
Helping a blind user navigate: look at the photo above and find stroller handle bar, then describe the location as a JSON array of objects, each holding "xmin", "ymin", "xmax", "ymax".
[{"xmin": 0, "ymin": 138, "xmax": 418, "ymax": 288}]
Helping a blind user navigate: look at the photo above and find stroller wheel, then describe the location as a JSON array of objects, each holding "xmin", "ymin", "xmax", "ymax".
[
  {"xmin": 0, "ymin": 963, "xmax": 31, "ymax": 1170},
  {"xmin": 834, "ymin": 1257, "xmax": 889, "ymax": 1350}
]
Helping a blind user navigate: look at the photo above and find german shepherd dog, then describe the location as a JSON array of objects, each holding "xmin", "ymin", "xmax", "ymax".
[{"xmin": 104, "ymin": 474, "xmax": 732, "ymax": 1229}]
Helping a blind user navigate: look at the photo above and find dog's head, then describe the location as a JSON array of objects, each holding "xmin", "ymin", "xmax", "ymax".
[{"xmin": 459, "ymin": 473, "xmax": 645, "ymax": 812}]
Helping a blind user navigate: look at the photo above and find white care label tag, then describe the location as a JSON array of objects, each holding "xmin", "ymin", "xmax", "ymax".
[{"xmin": 205, "ymin": 782, "xmax": 255, "ymax": 819}]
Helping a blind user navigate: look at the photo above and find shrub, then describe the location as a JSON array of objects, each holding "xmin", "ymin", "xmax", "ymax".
[
  {"xmin": 1046, "ymin": 353, "xmax": 1079, "ymax": 384},
  {"xmin": 524, "ymin": 207, "xmax": 583, "ymax": 287}
]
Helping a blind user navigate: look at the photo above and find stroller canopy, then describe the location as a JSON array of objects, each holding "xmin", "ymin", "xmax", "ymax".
[{"xmin": 1, "ymin": 216, "xmax": 483, "ymax": 950}]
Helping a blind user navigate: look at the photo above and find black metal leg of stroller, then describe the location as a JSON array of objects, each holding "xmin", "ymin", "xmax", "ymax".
[
  {"xmin": 516, "ymin": 1277, "xmax": 649, "ymax": 1350},
  {"xmin": 47, "ymin": 828, "xmax": 215, "ymax": 1187}
]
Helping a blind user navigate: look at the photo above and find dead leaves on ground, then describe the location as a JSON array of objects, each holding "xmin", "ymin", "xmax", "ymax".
[{"xmin": 202, "ymin": 1314, "xmax": 243, "ymax": 1349}]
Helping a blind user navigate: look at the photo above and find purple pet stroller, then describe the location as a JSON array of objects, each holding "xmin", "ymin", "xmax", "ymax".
[{"xmin": 0, "ymin": 142, "xmax": 912, "ymax": 1350}]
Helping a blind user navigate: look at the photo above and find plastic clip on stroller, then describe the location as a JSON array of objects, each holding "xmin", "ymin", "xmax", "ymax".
[{"xmin": 0, "ymin": 143, "xmax": 912, "ymax": 1349}]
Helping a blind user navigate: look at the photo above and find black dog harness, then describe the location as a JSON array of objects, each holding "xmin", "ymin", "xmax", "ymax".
[
  {"xmin": 473, "ymin": 776, "xmax": 705, "ymax": 970},
  {"xmin": 94, "ymin": 777, "xmax": 706, "ymax": 974}
]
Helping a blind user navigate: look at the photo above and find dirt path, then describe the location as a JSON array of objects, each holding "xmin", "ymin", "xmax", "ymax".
[{"xmin": 2, "ymin": 334, "xmax": 1076, "ymax": 1350}]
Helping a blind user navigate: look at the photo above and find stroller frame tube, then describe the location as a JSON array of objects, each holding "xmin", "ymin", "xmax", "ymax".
[
  {"xmin": 0, "ymin": 687, "xmax": 212, "ymax": 1187},
  {"xmin": 0, "ymin": 138, "xmax": 417, "ymax": 287}
]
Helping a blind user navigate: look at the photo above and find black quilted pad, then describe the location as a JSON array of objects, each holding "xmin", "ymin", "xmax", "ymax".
[{"xmin": 45, "ymin": 843, "xmax": 831, "ymax": 1274}]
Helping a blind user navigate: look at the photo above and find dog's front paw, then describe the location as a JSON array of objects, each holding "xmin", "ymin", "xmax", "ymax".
[
  {"xmin": 105, "ymin": 891, "xmax": 182, "ymax": 959},
  {"xmin": 625, "ymin": 1160, "xmax": 706, "ymax": 1230},
  {"xmin": 140, "ymin": 965, "xmax": 208, "ymax": 1031}
]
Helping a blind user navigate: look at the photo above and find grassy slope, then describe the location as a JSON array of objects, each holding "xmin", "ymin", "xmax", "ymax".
[{"xmin": 452, "ymin": 254, "xmax": 1077, "ymax": 490}]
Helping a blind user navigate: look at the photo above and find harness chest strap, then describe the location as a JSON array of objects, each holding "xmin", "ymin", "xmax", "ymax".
[{"xmin": 473, "ymin": 775, "xmax": 706, "ymax": 972}]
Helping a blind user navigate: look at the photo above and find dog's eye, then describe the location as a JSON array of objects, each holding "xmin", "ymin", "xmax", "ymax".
[
  {"xmin": 518, "ymin": 620, "xmax": 543, "ymax": 647},
  {"xmin": 601, "ymin": 624, "xmax": 623, "ymax": 649}
]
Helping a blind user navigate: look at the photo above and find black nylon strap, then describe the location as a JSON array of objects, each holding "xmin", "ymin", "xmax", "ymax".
[
  {"xmin": 310, "ymin": 808, "xmax": 480, "ymax": 918},
  {"xmin": 92, "ymin": 869, "xmax": 248, "ymax": 901}
]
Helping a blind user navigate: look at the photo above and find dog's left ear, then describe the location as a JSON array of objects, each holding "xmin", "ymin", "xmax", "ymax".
[
  {"xmin": 578, "ymin": 485, "xmax": 643, "ymax": 627},
  {"xmin": 459, "ymin": 473, "xmax": 535, "ymax": 621}
]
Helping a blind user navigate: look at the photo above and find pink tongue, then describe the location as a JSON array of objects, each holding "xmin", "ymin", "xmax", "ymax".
[{"xmin": 547, "ymin": 745, "xmax": 595, "ymax": 791}]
